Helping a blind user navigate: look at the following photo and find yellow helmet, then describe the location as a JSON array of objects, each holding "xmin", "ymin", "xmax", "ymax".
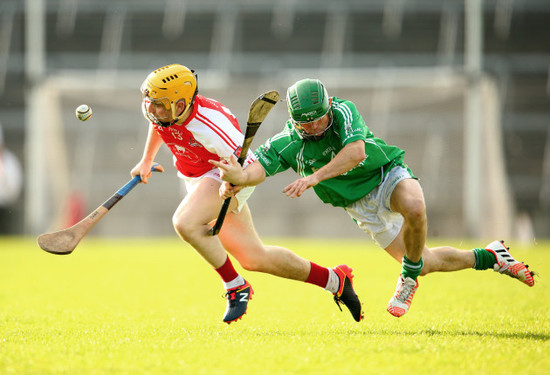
[{"xmin": 141, "ymin": 64, "xmax": 198, "ymax": 126}]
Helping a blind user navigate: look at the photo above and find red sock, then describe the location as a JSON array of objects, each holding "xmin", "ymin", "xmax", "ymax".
[
  {"xmin": 305, "ymin": 262, "xmax": 330, "ymax": 288},
  {"xmin": 215, "ymin": 256, "xmax": 239, "ymax": 283}
]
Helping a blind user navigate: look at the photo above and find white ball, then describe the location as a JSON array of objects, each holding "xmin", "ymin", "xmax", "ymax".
[{"xmin": 75, "ymin": 104, "xmax": 92, "ymax": 121}]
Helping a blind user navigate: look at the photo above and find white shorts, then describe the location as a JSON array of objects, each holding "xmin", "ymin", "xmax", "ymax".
[
  {"xmin": 178, "ymin": 169, "xmax": 255, "ymax": 213},
  {"xmin": 344, "ymin": 166, "xmax": 413, "ymax": 249}
]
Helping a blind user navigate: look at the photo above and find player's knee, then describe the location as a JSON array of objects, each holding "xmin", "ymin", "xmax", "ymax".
[
  {"xmin": 403, "ymin": 199, "xmax": 427, "ymax": 227},
  {"xmin": 239, "ymin": 260, "xmax": 260, "ymax": 272},
  {"xmin": 172, "ymin": 214, "xmax": 195, "ymax": 242}
]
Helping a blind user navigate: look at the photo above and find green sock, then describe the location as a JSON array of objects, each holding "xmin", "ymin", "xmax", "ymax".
[
  {"xmin": 401, "ymin": 255, "xmax": 423, "ymax": 280},
  {"xmin": 473, "ymin": 248, "xmax": 497, "ymax": 270}
]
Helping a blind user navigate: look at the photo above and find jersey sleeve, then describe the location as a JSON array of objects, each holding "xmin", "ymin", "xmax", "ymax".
[
  {"xmin": 331, "ymin": 99, "xmax": 368, "ymax": 146},
  {"xmin": 254, "ymin": 133, "xmax": 291, "ymax": 177},
  {"xmin": 188, "ymin": 106, "xmax": 256, "ymax": 165}
]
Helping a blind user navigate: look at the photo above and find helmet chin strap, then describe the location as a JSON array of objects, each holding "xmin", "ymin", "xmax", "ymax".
[
  {"xmin": 148, "ymin": 87, "xmax": 199, "ymax": 128},
  {"xmin": 157, "ymin": 120, "xmax": 172, "ymax": 128},
  {"xmin": 157, "ymin": 98, "xmax": 194, "ymax": 128},
  {"xmin": 302, "ymin": 132, "xmax": 327, "ymax": 141},
  {"xmin": 172, "ymin": 101, "xmax": 193, "ymax": 125},
  {"xmin": 169, "ymin": 88, "xmax": 199, "ymax": 126}
]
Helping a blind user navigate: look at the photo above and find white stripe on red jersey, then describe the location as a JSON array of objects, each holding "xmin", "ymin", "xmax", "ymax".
[{"xmin": 152, "ymin": 95, "xmax": 255, "ymax": 178}]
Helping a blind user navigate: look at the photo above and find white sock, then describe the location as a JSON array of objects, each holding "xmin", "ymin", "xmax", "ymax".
[
  {"xmin": 324, "ymin": 269, "xmax": 340, "ymax": 294},
  {"xmin": 223, "ymin": 275, "xmax": 245, "ymax": 290}
]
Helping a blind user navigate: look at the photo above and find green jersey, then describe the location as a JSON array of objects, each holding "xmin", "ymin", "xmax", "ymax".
[{"xmin": 254, "ymin": 97, "xmax": 409, "ymax": 207}]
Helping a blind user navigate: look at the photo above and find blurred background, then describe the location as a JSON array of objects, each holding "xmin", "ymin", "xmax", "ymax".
[{"xmin": 0, "ymin": 0, "xmax": 549, "ymax": 241}]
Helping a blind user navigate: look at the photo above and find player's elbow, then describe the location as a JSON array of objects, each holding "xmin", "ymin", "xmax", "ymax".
[
  {"xmin": 345, "ymin": 141, "xmax": 366, "ymax": 165},
  {"xmin": 354, "ymin": 149, "xmax": 366, "ymax": 164},
  {"xmin": 254, "ymin": 169, "xmax": 266, "ymax": 185},
  {"xmin": 244, "ymin": 161, "xmax": 266, "ymax": 186},
  {"xmin": 350, "ymin": 146, "xmax": 366, "ymax": 165}
]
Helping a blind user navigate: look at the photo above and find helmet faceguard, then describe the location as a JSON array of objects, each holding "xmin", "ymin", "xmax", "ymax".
[
  {"xmin": 292, "ymin": 111, "xmax": 333, "ymax": 141},
  {"xmin": 141, "ymin": 64, "xmax": 198, "ymax": 127},
  {"xmin": 286, "ymin": 79, "xmax": 332, "ymax": 141}
]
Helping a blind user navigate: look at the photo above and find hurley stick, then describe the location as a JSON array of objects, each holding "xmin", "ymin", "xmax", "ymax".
[
  {"xmin": 37, "ymin": 165, "xmax": 160, "ymax": 255},
  {"xmin": 209, "ymin": 90, "xmax": 280, "ymax": 236}
]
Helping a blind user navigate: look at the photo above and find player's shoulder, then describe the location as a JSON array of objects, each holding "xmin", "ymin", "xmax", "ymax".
[
  {"xmin": 261, "ymin": 122, "xmax": 301, "ymax": 151},
  {"xmin": 193, "ymin": 95, "xmax": 237, "ymax": 126},
  {"xmin": 331, "ymin": 97, "xmax": 359, "ymax": 119},
  {"xmin": 195, "ymin": 94, "xmax": 224, "ymax": 110},
  {"xmin": 268, "ymin": 122, "xmax": 294, "ymax": 143}
]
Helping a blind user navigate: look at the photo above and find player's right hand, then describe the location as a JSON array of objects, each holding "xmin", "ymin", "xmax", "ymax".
[
  {"xmin": 219, "ymin": 181, "xmax": 243, "ymax": 199},
  {"xmin": 283, "ymin": 174, "xmax": 319, "ymax": 198}
]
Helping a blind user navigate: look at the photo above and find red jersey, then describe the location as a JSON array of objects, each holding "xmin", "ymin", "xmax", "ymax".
[{"xmin": 152, "ymin": 95, "xmax": 255, "ymax": 177}]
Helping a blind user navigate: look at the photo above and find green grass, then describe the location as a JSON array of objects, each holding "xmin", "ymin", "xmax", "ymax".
[{"xmin": 1, "ymin": 237, "xmax": 549, "ymax": 374}]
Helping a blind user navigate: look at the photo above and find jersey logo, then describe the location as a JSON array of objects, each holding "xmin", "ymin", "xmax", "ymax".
[
  {"xmin": 170, "ymin": 143, "xmax": 202, "ymax": 164},
  {"xmin": 189, "ymin": 135, "xmax": 202, "ymax": 148},
  {"xmin": 344, "ymin": 121, "xmax": 353, "ymax": 135}
]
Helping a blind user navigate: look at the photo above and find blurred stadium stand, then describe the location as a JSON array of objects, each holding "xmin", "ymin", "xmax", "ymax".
[{"xmin": 1, "ymin": 0, "xmax": 549, "ymax": 239}]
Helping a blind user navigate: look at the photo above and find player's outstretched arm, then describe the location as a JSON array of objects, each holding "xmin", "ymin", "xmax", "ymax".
[
  {"xmin": 282, "ymin": 174, "xmax": 320, "ymax": 198},
  {"xmin": 132, "ymin": 124, "xmax": 165, "ymax": 183},
  {"xmin": 283, "ymin": 140, "xmax": 365, "ymax": 198}
]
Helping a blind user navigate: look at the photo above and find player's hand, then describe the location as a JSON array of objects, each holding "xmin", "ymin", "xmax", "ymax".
[
  {"xmin": 131, "ymin": 161, "xmax": 164, "ymax": 184},
  {"xmin": 282, "ymin": 175, "xmax": 319, "ymax": 198},
  {"xmin": 219, "ymin": 181, "xmax": 243, "ymax": 199},
  {"xmin": 209, "ymin": 154, "xmax": 246, "ymax": 185}
]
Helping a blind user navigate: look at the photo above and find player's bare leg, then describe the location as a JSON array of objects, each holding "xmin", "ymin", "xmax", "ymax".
[
  {"xmin": 387, "ymin": 234, "xmax": 534, "ymax": 282},
  {"xmin": 172, "ymin": 177, "xmax": 252, "ymax": 323},
  {"xmin": 219, "ymin": 204, "xmax": 311, "ymax": 280},
  {"xmin": 172, "ymin": 177, "xmax": 231, "ymax": 267},
  {"xmin": 386, "ymin": 178, "xmax": 426, "ymax": 317},
  {"xmin": 386, "ymin": 239, "xmax": 476, "ymax": 274},
  {"xmin": 389, "ymin": 178, "xmax": 427, "ymax": 263},
  {"xmin": 219, "ymin": 204, "xmax": 364, "ymax": 321}
]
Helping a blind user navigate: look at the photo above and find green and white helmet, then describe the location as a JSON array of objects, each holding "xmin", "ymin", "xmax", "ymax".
[{"xmin": 286, "ymin": 79, "xmax": 332, "ymax": 140}]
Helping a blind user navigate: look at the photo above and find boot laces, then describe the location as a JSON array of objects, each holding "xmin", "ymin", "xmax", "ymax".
[{"xmin": 397, "ymin": 279, "xmax": 415, "ymax": 303}]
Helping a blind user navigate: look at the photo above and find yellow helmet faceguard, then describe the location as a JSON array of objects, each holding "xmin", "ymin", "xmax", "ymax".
[{"xmin": 141, "ymin": 64, "xmax": 198, "ymax": 127}]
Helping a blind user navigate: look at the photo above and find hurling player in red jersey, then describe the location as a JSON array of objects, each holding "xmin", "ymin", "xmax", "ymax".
[{"xmin": 131, "ymin": 64, "xmax": 363, "ymax": 324}]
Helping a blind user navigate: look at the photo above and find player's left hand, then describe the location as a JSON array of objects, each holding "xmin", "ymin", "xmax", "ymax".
[{"xmin": 283, "ymin": 175, "xmax": 320, "ymax": 198}]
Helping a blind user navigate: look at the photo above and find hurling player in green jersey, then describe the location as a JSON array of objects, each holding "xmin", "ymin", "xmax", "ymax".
[{"xmin": 211, "ymin": 78, "xmax": 535, "ymax": 318}]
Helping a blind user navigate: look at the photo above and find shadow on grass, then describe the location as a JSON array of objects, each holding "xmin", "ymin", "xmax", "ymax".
[
  {"xmin": 251, "ymin": 328, "xmax": 549, "ymax": 341},
  {"xmin": 408, "ymin": 328, "xmax": 549, "ymax": 341}
]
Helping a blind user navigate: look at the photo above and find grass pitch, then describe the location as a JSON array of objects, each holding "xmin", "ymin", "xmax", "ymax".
[{"xmin": 1, "ymin": 237, "xmax": 549, "ymax": 374}]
